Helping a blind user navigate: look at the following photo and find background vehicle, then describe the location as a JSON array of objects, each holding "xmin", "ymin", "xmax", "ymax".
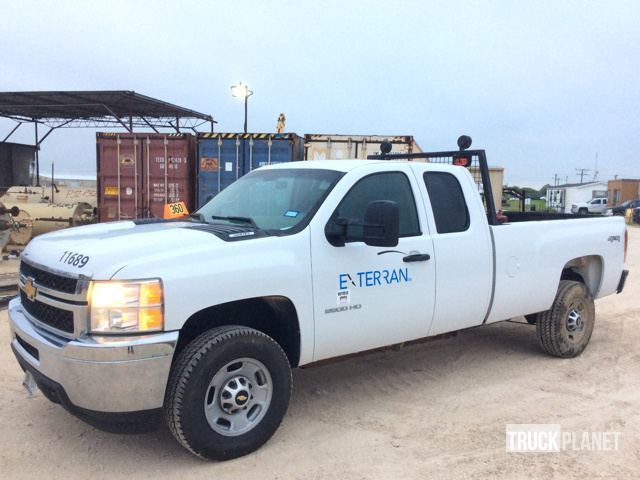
[
  {"xmin": 571, "ymin": 197, "xmax": 608, "ymax": 214},
  {"xmin": 610, "ymin": 198, "xmax": 640, "ymax": 216},
  {"xmin": 9, "ymin": 137, "xmax": 628, "ymax": 461}
]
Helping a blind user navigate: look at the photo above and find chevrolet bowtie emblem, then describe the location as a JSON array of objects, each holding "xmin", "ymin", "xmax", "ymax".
[
  {"xmin": 237, "ymin": 394, "xmax": 248, "ymax": 402},
  {"xmin": 23, "ymin": 278, "xmax": 37, "ymax": 301}
]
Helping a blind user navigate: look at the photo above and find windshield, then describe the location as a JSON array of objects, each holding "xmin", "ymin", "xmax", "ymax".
[{"xmin": 195, "ymin": 168, "xmax": 343, "ymax": 234}]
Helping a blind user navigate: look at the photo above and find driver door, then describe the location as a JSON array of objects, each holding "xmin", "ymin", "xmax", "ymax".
[{"xmin": 310, "ymin": 166, "xmax": 436, "ymax": 361}]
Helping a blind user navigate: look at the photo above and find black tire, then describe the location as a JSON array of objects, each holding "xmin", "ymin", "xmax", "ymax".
[
  {"xmin": 578, "ymin": 208, "xmax": 588, "ymax": 215},
  {"xmin": 536, "ymin": 280, "xmax": 595, "ymax": 358},
  {"xmin": 164, "ymin": 326, "xmax": 292, "ymax": 461}
]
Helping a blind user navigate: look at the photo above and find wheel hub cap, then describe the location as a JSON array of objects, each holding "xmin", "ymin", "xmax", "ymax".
[
  {"xmin": 220, "ymin": 376, "xmax": 253, "ymax": 414},
  {"xmin": 203, "ymin": 358, "xmax": 273, "ymax": 437},
  {"xmin": 566, "ymin": 309, "xmax": 584, "ymax": 332}
]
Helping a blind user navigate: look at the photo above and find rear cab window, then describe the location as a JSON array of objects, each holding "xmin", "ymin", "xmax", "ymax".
[{"xmin": 423, "ymin": 172, "xmax": 470, "ymax": 234}]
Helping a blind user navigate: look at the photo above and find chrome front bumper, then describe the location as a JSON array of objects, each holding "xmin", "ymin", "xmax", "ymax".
[{"xmin": 8, "ymin": 297, "xmax": 178, "ymax": 413}]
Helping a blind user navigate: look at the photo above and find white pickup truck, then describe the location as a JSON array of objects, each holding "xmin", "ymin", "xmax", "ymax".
[
  {"xmin": 9, "ymin": 138, "xmax": 629, "ymax": 461},
  {"xmin": 571, "ymin": 197, "xmax": 609, "ymax": 215}
]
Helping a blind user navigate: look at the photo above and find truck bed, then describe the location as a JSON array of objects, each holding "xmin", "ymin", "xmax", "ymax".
[
  {"xmin": 503, "ymin": 211, "xmax": 599, "ymax": 222},
  {"xmin": 487, "ymin": 215, "xmax": 626, "ymax": 323}
]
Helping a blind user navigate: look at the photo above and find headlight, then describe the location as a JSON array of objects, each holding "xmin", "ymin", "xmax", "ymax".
[{"xmin": 89, "ymin": 279, "xmax": 164, "ymax": 334}]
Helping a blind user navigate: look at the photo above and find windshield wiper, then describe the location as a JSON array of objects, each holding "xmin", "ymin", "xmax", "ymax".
[{"xmin": 211, "ymin": 215, "xmax": 259, "ymax": 228}]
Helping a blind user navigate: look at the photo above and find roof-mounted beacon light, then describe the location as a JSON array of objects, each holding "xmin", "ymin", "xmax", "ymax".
[
  {"xmin": 380, "ymin": 141, "xmax": 393, "ymax": 157},
  {"xmin": 453, "ymin": 135, "xmax": 473, "ymax": 167},
  {"xmin": 457, "ymin": 135, "xmax": 472, "ymax": 151}
]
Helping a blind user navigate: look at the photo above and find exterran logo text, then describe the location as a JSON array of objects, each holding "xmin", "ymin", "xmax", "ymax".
[{"xmin": 339, "ymin": 268, "xmax": 411, "ymax": 290}]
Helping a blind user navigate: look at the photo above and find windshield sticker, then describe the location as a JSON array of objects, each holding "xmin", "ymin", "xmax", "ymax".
[
  {"xmin": 284, "ymin": 210, "xmax": 299, "ymax": 218},
  {"xmin": 339, "ymin": 268, "xmax": 410, "ymax": 289}
]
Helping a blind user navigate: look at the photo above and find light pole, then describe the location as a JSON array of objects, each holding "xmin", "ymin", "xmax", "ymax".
[{"xmin": 230, "ymin": 82, "xmax": 253, "ymax": 133}]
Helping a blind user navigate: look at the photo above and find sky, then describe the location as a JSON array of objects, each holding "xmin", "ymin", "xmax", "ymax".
[{"xmin": 1, "ymin": 0, "xmax": 639, "ymax": 187}]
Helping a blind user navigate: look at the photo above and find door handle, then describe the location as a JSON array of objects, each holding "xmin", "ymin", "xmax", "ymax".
[{"xmin": 403, "ymin": 253, "xmax": 430, "ymax": 262}]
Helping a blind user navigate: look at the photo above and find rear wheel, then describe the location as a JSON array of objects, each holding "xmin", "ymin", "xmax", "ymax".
[
  {"xmin": 536, "ymin": 280, "xmax": 595, "ymax": 358},
  {"xmin": 164, "ymin": 326, "xmax": 292, "ymax": 460}
]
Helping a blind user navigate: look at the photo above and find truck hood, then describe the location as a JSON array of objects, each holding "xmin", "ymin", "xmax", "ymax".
[{"xmin": 21, "ymin": 220, "xmax": 223, "ymax": 279}]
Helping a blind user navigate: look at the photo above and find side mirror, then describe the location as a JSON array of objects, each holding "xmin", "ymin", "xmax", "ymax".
[
  {"xmin": 363, "ymin": 200, "xmax": 399, "ymax": 247},
  {"xmin": 324, "ymin": 201, "xmax": 400, "ymax": 247}
]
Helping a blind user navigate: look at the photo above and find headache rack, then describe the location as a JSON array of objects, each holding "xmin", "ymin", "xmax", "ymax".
[{"xmin": 368, "ymin": 135, "xmax": 499, "ymax": 225}]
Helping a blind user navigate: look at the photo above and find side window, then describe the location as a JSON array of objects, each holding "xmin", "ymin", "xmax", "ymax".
[
  {"xmin": 334, "ymin": 172, "xmax": 420, "ymax": 241},
  {"xmin": 423, "ymin": 172, "xmax": 470, "ymax": 234}
]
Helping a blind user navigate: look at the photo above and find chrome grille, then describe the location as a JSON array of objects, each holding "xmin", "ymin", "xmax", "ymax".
[
  {"xmin": 18, "ymin": 260, "xmax": 87, "ymax": 337},
  {"xmin": 20, "ymin": 261, "xmax": 78, "ymax": 294},
  {"xmin": 20, "ymin": 291, "xmax": 75, "ymax": 333}
]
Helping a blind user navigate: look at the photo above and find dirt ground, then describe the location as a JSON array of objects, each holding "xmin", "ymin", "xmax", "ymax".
[{"xmin": 1, "ymin": 229, "xmax": 638, "ymax": 479}]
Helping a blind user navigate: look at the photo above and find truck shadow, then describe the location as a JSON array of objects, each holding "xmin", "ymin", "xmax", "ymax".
[
  {"xmin": 291, "ymin": 319, "xmax": 541, "ymax": 405},
  {"xmin": 33, "ymin": 320, "xmax": 542, "ymax": 467}
]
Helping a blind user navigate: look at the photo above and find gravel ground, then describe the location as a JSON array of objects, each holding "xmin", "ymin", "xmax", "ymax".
[{"xmin": 0, "ymin": 228, "xmax": 638, "ymax": 479}]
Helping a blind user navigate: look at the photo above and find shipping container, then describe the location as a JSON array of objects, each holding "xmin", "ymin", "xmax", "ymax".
[
  {"xmin": 303, "ymin": 134, "xmax": 421, "ymax": 161},
  {"xmin": 96, "ymin": 133, "xmax": 195, "ymax": 221},
  {"xmin": 196, "ymin": 133, "xmax": 304, "ymax": 207}
]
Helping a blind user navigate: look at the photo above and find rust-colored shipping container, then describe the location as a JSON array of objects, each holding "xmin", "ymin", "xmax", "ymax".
[{"xmin": 96, "ymin": 133, "xmax": 195, "ymax": 221}]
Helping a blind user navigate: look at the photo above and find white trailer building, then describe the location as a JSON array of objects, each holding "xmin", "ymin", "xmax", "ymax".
[{"xmin": 546, "ymin": 181, "xmax": 608, "ymax": 213}]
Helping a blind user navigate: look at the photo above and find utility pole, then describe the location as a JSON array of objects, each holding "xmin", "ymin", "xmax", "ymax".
[
  {"xmin": 575, "ymin": 168, "xmax": 590, "ymax": 183},
  {"xmin": 553, "ymin": 173, "xmax": 558, "ymax": 186}
]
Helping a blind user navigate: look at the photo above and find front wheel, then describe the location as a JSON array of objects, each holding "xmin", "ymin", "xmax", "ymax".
[
  {"xmin": 578, "ymin": 208, "xmax": 588, "ymax": 215},
  {"xmin": 164, "ymin": 326, "xmax": 292, "ymax": 460},
  {"xmin": 536, "ymin": 280, "xmax": 595, "ymax": 358}
]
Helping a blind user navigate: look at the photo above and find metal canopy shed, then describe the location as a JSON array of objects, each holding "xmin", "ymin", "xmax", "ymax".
[{"xmin": 0, "ymin": 90, "xmax": 216, "ymax": 184}]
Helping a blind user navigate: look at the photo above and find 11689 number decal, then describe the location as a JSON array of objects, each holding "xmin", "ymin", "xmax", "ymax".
[{"xmin": 59, "ymin": 251, "xmax": 89, "ymax": 268}]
